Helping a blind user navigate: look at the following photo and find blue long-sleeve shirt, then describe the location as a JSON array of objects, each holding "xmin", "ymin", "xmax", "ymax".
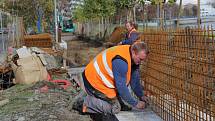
[
  {"xmin": 112, "ymin": 58, "xmax": 144, "ymax": 106},
  {"xmin": 121, "ymin": 31, "xmax": 139, "ymax": 45}
]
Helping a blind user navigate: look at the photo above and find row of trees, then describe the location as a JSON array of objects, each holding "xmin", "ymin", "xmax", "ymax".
[
  {"xmin": 79, "ymin": 0, "xmax": 210, "ymax": 29},
  {"xmin": 73, "ymin": 0, "xmax": 182, "ymax": 28},
  {"xmin": 0, "ymin": 0, "xmax": 55, "ymax": 33},
  {"xmin": 0, "ymin": 0, "xmax": 207, "ymax": 33}
]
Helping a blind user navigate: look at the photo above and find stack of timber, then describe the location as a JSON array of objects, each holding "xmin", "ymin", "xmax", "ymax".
[{"xmin": 23, "ymin": 33, "xmax": 53, "ymax": 48}]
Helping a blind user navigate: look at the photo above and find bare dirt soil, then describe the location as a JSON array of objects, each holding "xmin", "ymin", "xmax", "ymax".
[{"xmin": 65, "ymin": 36, "xmax": 105, "ymax": 66}]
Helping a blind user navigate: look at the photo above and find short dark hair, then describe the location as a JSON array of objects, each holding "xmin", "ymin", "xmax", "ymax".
[
  {"xmin": 131, "ymin": 42, "xmax": 149, "ymax": 55},
  {"xmin": 125, "ymin": 21, "xmax": 138, "ymax": 30}
]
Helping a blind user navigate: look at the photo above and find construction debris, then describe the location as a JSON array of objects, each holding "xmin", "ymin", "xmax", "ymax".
[
  {"xmin": 0, "ymin": 81, "xmax": 91, "ymax": 121},
  {"xmin": 30, "ymin": 47, "xmax": 59, "ymax": 70},
  {"xmin": 0, "ymin": 52, "xmax": 9, "ymax": 73},
  {"xmin": 23, "ymin": 33, "xmax": 53, "ymax": 48},
  {"xmin": 11, "ymin": 47, "xmax": 48, "ymax": 84}
]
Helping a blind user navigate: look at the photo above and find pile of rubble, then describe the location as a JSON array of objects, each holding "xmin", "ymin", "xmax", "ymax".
[
  {"xmin": 0, "ymin": 46, "xmax": 92, "ymax": 121},
  {"xmin": 0, "ymin": 81, "xmax": 91, "ymax": 121}
]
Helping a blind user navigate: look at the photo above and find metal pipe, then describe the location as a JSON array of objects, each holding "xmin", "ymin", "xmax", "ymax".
[
  {"xmin": 0, "ymin": 11, "xmax": 4, "ymax": 51},
  {"xmin": 54, "ymin": 0, "xmax": 58, "ymax": 43}
]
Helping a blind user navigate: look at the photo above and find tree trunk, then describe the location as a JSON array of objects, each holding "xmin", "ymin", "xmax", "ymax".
[
  {"xmin": 160, "ymin": 2, "xmax": 164, "ymax": 29},
  {"xmin": 141, "ymin": 3, "xmax": 145, "ymax": 30},
  {"xmin": 99, "ymin": 18, "xmax": 101, "ymax": 38},
  {"xmin": 104, "ymin": 17, "xmax": 106, "ymax": 37},
  {"xmin": 157, "ymin": 4, "xmax": 159, "ymax": 29},
  {"xmin": 197, "ymin": 0, "xmax": 201, "ymax": 28},
  {"xmin": 176, "ymin": 0, "xmax": 182, "ymax": 28},
  {"xmin": 101, "ymin": 16, "xmax": 105, "ymax": 36},
  {"xmin": 119, "ymin": 9, "xmax": 122, "ymax": 26},
  {"xmin": 133, "ymin": 5, "xmax": 136, "ymax": 23},
  {"xmin": 126, "ymin": 8, "xmax": 130, "ymax": 21}
]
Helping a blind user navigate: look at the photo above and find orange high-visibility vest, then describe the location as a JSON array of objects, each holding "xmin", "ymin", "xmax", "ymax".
[
  {"xmin": 127, "ymin": 28, "xmax": 137, "ymax": 38},
  {"xmin": 85, "ymin": 45, "xmax": 132, "ymax": 99}
]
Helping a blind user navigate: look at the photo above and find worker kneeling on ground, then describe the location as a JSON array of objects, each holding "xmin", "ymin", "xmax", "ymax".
[{"xmin": 73, "ymin": 42, "xmax": 149, "ymax": 121}]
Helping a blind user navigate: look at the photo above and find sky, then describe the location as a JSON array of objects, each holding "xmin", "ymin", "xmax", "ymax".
[{"xmin": 176, "ymin": 0, "xmax": 211, "ymax": 5}]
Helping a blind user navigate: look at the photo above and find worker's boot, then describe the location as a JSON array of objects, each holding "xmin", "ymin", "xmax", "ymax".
[
  {"xmin": 101, "ymin": 114, "xmax": 119, "ymax": 121},
  {"xmin": 90, "ymin": 113, "xmax": 119, "ymax": 121},
  {"xmin": 89, "ymin": 113, "xmax": 103, "ymax": 121}
]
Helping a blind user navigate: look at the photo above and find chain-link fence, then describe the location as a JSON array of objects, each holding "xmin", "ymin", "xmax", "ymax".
[
  {"xmin": 74, "ymin": 18, "xmax": 124, "ymax": 40},
  {"xmin": 0, "ymin": 11, "xmax": 24, "ymax": 52},
  {"xmin": 0, "ymin": 11, "xmax": 24, "ymax": 89}
]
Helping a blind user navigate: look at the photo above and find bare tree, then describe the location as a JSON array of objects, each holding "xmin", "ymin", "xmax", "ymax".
[
  {"xmin": 197, "ymin": 0, "xmax": 200, "ymax": 28},
  {"xmin": 176, "ymin": 0, "xmax": 182, "ymax": 28}
]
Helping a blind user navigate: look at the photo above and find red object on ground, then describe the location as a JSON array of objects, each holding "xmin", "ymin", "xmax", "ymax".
[
  {"xmin": 51, "ymin": 79, "xmax": 71, "ymax": 90},
  {"xmin": 47, "ymin": 74, "xmax": 51, "ymax": 81},
  {"xmin": 41, "ymin": 74, "xmax": 71, "ymax": 91}
]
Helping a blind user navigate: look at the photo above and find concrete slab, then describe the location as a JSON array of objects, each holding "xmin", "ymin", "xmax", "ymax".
[{"xmin": 116, "ymin": 108, "xmax": 163, "ymax": 121}]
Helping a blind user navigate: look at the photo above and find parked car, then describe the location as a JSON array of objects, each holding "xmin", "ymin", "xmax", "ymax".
[{"xmin": 0, "ymin": 28, "xmax": 8, "ymax": 34}]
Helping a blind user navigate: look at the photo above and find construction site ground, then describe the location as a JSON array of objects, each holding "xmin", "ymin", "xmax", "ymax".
[
  {"xmin": 64, "ymin": 33, "xmax": 163, "ymax": 121},
  {"xmin": 0, "ymin": 33, "xmax": 162, "ymax": 121}
]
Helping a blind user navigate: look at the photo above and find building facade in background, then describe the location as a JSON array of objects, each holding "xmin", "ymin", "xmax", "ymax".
[{"xmin": 200, "ymin": 4, "xmax": 215, "ymax": 17}]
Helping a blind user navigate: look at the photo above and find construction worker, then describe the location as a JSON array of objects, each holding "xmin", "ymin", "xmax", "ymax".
[
  {"xmin": 117, "ymin": 21, "xmax": 142, "ymax": 112},
  {"xmin": 118, "ymin": 21, "xmax": 139, "ymax": 45},
  {"xmin": 74, "ymin": 42, "xmax": 149, "ymax": 121}
]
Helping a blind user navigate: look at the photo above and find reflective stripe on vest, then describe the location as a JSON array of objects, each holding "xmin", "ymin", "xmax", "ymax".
[
  {"xmin": 93, "ymin": 50, "xmax": 115, "ymax": 88},
  {"xmin": 102, "ymin": 51, "xmax": 113, "ymax": 78},
  {"xmin": 84, "ymin": 45, "xmax": 131, "ymax": 98}
]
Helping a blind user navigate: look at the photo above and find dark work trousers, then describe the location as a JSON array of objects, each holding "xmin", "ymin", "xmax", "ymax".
[{"xmin": 82, "ymin": 71, "xmax": 121, "ymax": 115}]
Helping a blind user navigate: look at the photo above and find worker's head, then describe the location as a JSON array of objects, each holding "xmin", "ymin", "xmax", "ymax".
[
  {"xmin": 131, "ymin": 42, "xmax": 149, "ymax": 65},
  {"xmin": 125, "ymin": 21, "xmax": 137, "ymax": 31}
]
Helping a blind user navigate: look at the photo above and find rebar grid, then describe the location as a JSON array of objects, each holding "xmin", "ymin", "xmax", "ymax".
[{"xmin": 141, "ymin": 26, "xmax": 215, "ymax": 121}]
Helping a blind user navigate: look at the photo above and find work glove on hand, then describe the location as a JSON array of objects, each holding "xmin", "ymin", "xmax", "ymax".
[
  {"xmin": 140, "ymin": 96, "xmax": 150, "ymax": 108},
  {"xmin": 135, "ymin": 100, "xmax": 145, "ymax": 109},
  {"xmin": 140, "ymin": 96, "xmax": 149, "ymax": 103}
]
